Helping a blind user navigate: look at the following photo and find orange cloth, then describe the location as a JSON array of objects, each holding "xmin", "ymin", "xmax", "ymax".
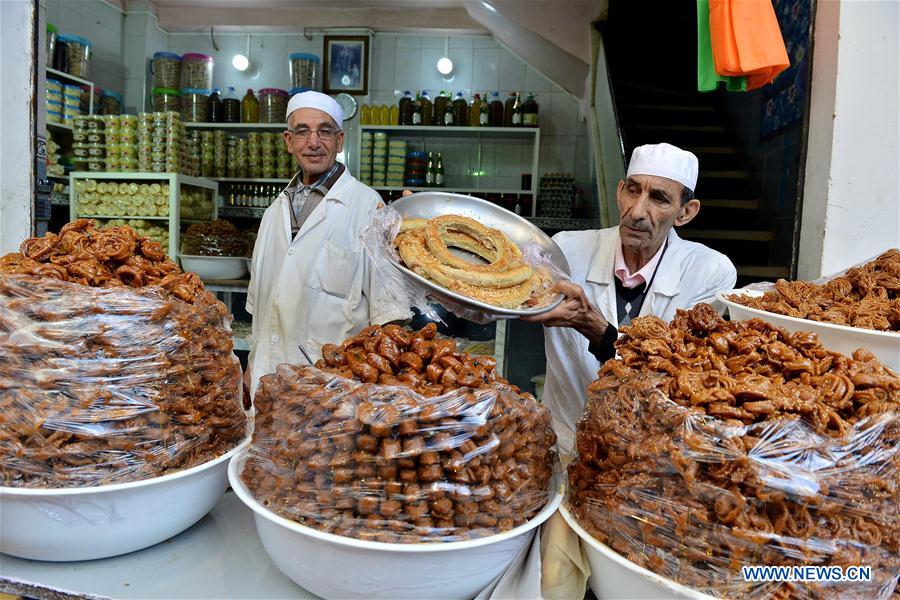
[{"xmin": 709, "ymin": 0, "xmax": 790, "ymax": 90}]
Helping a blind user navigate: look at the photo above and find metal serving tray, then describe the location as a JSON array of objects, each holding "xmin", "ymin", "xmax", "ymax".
[{"xmin": 389, "ymin": 192, "xmax": 572, "ymax": 317}]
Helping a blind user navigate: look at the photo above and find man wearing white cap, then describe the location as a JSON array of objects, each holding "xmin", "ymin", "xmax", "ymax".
[
  {"xmin": 243, "ymin": 91, "xmax": 410, "ymax": 399},
  {"xmin": 524, "ymin": 142, "xmax": 736, "ymax": 451}
]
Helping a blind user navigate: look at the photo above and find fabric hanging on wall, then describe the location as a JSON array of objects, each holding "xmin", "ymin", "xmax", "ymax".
[
  {"xmin": 697, "ymin": 0, "xmax": 748, "ymax": 92},
  {"xmin": 709, "ymin": 0, "xmax": 790, "ymax": 90}
]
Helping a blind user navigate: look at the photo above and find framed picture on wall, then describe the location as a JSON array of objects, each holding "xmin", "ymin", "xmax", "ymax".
[{"xmin": 323, "ymin": 35, "xmax": 369, "ymax": 95}]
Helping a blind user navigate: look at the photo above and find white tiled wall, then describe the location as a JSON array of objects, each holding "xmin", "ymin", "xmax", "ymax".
[{"xmin": 46, "ymin": 0, "xmax": 124, "ymax": 97}]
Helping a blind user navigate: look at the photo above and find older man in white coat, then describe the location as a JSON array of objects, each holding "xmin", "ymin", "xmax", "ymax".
[
  {"xmin": 243, "ymin": 91, "xmax": 410, "ymax": 399},
  {"xmin": 525, "ymin": 143, "xmax": 737, "ymax": 452}
]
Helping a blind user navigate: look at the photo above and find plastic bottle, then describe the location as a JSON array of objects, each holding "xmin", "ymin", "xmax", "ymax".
[
  {"xmin": 522, "ymin": 93, "xmax": 539, "ymax": 127},
  {"xmin": 452, "ymin": 92, "xmax": 468, "ymax": 127},
  {"xmin": 379, "ymin": 104, "xmax": 390, "ymax": 126},
  {"xmin": 399, "ymin": 90, "xmax": 414, "ymax": 126},
  {"xmin": 241, "ymin": 88, "xmax": 259, "ymax": 123},
  {"xmin": 489, "ymin": 91, "xmax": 504, "ymax": 127},
  {"xmin": 419, "ymin": 90, "xmax": 433, "ymax": 126},
  {"xmin": 504, "ymin": 92, "xmax": 520, "ymax": 127},
  {"xmin": 222, "ymin": 86, "xmax": 241, "ymax": 123},
  {"xmin": 434, "ymin": 90, "xmax": 450, "ymax": 126},
  {"xmin": 360, "ymin": 104, "xmax": 371, "ymax": 125},
  {"xmin": 469, "ymin": 93, "xmax": 482, "ymax": 127},
  {"xmin": 389, "ymin": 105, "xmax": 399, "ymax": 125},
  {"xmin": 207, "ymin": 88, "xmax": 223, "ymax": 123}
]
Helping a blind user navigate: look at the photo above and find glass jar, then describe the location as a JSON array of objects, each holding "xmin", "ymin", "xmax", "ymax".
[
  {"xmin": 180, "ymin": 53, "xmax": 213, "ymax": 90},
  {"xmin": 57, "ymin": 34, "xmax": 92, "ymax": 79},
  {"xmin": 180, "ymin": 88, "xmax": 210, "ymax": 122},
  {"xmin": 100, "ymin": 91, "xmax": 123, "ymax": 115},
  {"xmin": 150, "ymin": 52, "xmax": 182, "ymax": 90},
  {"xmin": 46, "ymin": 24, "xmax": 57, "ymax": 67},
  {"xmin": 258, "ymin": 88, "xmax": 288, "ymax": 123},
  {"xmin": 152, "ymin": 87, "xmax": 181, "ymax": 113},
  {"xmin": 289, "ymin": 53, "xmax": 320, "ymax": 90}
]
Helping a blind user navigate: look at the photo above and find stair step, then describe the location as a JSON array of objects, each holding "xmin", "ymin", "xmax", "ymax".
[
  {"xmin": 736, "ymin": 265, "xmax": 791, "ymax": 278},
  {"xmin": 627, "ymin": 104, "xmax": 716, "ymax": 113},
  {"xmin": 701, "ymin": 199, "xmax": 760, "ymax": 210},
  {"xmin": 632, "ymin": 124, "xmax": 727, "ymax": 132},
  {"xmin": 701, "ymin": 170, "xmax": 748, "ymax": 179},
  {"xmin": 684, "ymin": 146, "xmax": 737, "ymax": 155},
  {"xmin": 680, "ymin": 229, "xmax": 774, "ymax": 242}
]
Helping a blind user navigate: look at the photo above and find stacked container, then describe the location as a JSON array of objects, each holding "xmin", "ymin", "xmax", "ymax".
[
  {"xmin": 180, "ymin": 53, "xmax": 214, "ymax": 90},
  {"xmin": 278, "ymin": 141, "xmax": 294, "ymax": 179},
  {"xmin": 137, "ymin": 112, "xmax": 185, "ymax": 174},
  {"xmin": 100, "ymin": 91, "xmax": 123, "ymax": 115},
  {"xmin": 372, "ymin": 132, "xmax": 388, "ymax": 187},
  {"xmin": 57, "ymin": 35, "xmax": 91, "ymax": 78},
  {"xmin": 289, "ymin": 54, "xmax": 320, "ymax": 91},
  {"xmin": 152, "ymin": 87, "xmax": 180, "ymax": 113},
  {"xmin": 258, "ymin": 88, "xmax": 288, "ymax": 123},
  {"xmin": 72, "ymin": 115, "xmax": 105, "ymax": 172},
  {"xmin": 180, "ymin": 88, "xmax": 210, "ymax": 122},
  {"xmin": 386, "ymin": 140, "xmax": 406, "ymax": 187},
  {"xmin": 151, "ymin": 52, "xmax": 182, "ymax": 89},
  {"xmin": 359, "ymin": 132, "xmax": 373, "ymax": 185}
]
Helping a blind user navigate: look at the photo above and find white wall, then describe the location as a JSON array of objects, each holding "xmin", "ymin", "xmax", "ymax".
[
  {"xmin": 46, "ymin": 0, "xmax": 124, "ymax": 96},
  {"xmin": 799, "ymin": 0, "xmax": 900, "ymax": 279}
]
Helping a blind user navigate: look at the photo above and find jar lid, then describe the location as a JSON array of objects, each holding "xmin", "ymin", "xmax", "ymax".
[
  {"xmin": 258, "ymin": 88, "xmax": 288, "ymax": 96},
  {"xmin": 181, "ymin": 52, "xmax": 213, "ymax": 62},
  {"xmin": 47, "ymin": 23, "xmax": 57, "ymax": 33},
  {"xmin": 152, "ymin": 87, "xmax": 181, "ymax": 95},
  {"xmin": 288, "ymin": 87, "xmax": 312, "ymax": 96},
  {"xmin": 153, "ymin": 51, "xmax": 182, "ymax": 61},
  {"xmin": 181, "ymin": 88, "xmax": 212, "ymax": 95},
  {"xmin": 289, "ymin": 53, "xmax": 320, "ymax": 62},
  {"xmin": 102, "ymin": 90, "xmax": 124, "ymax": 102},
  {"xmin": 57, "ymin": 34, "xmax": 92, "ymax": 47}
]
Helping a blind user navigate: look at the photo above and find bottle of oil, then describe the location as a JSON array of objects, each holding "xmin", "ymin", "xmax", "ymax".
[
  {"xmin": 452, "ymin": 92, "xmax": 468, "ymax": 127},
  {"xmin": 522, "ymin": 93, "xmax": 539, "ymax": 127},
  {"xmin": 489, "ymin": 91, "xmax": 504, "ymax": 126},
  {"xmin": 389, "ymin": 104, "xmax": 399, "ymax": 125},
  {"xmin": 241, "ymin": 88, "xmax": 259, "ymax": 123},
  {"xmin": 505, "ymin": 92, "xmax": 521, "ymax": 127},
  {"xmin": 434, "ymin": 90, "xmax": 450, "ymax": 126},
  {"xmin": 379, "ymin": 104, "xmax": 390, "ymax": 126},
  {"xmin": 468, "ymin": 93, "xmax": 482, "ymax": 127},
  {"xmin": 412, "ymin": 95, "xmax": 423, "ymax": 125},
  {"xmin": 399, "ymin": 90, "xmax": 414, "ymax": 126},
  {"xmin": 360, "ymin": 104, "xmax": 371, "ymax": 125},
  {"xmin": 419, "ymin": 90, "xmax": 433, "ymax": 126},
  {"xmin": 222, "ymin": 86, "xmax": 241, "ymax": 123}
]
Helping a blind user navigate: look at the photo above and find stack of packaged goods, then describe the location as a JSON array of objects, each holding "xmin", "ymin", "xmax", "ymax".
[
  {"xmin": 138, "ymin": 112, "xmax": 184, "ymax": 174},
  {"xmin": 262, "ymin": 133, "xmax": 278, "ymax": 179},
  {"xmin": 46, "ymin": 130, "xmax": 64, "ymax": 178},
  {"xmin": 185, "ymin": 129, "xmax": 202, "ymax": 177},
  {"xmin": 72, "ymin": 115, "xmax": 106, "ymax": 173},
  {"xmin": 226, "ymin": 135, "xmax": 248, "ymax": 178},
  {"xmin": 200, "ymin": 130, "xmax": 215, "ymax": 177},
  {"xmin": 62, "ymin": 84, "xmax": 83, "ymax": 125},
  {"xmin": 180, "ymin": 187, "xmax": 214, "ymax": 221},
  {"xmin": 537, "ymin": 173, "xmax": 578, "ymax": 219},
  {"xmin": 74, "ymin": 179, "xmax": 170, "ymax": 218},
  {"xmin": 45, "ymin": 78, "xmax": 65, "ymax": 125},
  {"xmin": 404, "ymin": 150, "xmax": 427, "ymax": 187},
  {"xmin": 248, "ymin": 132, "xmax": 262, "ymax": 178},
  {"xmin": 213, "ymin": 130, "xmax": 227, "ymax": 177},
  {"xmin": 277, "ymin": 139, "xmax": 293, "ymax": 179},
  {"xmin": 359, "ymin": 131, "xmax": 373, "ymax": 185},
  {"xmin": 102, "ymin": 115, "xmax": 138, "ymax": 173},
  {"xmin": 386, "ymin": 139, "xmax": 406, "ymax": 187},
  {"xmin": 372, "ymin": 132, "xmax": 388, "ymax": 187}
]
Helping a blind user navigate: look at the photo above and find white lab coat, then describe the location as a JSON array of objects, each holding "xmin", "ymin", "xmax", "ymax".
[
  {"xmin": 245, "ymin": 169, "xmax": 411, "ymax": 396},
  {"xmin": 543, "ymin": 226, "xmax": 737, "ymax": 452}
]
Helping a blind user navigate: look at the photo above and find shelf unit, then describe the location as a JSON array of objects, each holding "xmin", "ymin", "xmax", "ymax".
[
  {"xmin": 69, "ymin": 172, "xmax": 218, "ymax": 260},
  {"xmin": 46, "ymin": 67, "xmax": 96, "ymax": 115},
  {"xmin": 357, "ymin": 125, "xmax": 540, "ymax": 216}
]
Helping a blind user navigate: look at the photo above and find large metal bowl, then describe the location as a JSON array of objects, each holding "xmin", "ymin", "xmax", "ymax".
[{"xmin": 389, "ymin": 192, "xmax": 572, "ymax": 317}]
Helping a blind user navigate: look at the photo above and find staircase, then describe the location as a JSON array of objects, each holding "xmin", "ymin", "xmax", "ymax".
[{"xmin": 615, "ymin": 83, "xmax": 790, "ymax": 284}]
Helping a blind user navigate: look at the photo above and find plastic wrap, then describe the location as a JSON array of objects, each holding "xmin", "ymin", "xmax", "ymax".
[
  {"xmin": 729, "ymin": 248, "xmax": 899, "ymax": 332},
  {"xmin": 362, "ymin": 205, "xmax": 565, "ymax": 323},
  {"xmin": 0, "ymin": 220, "xmax": 248, "ymax": 488},
  {"xmin": 567, "ymin": 304, "xmax": 899, "ymax": 599},
  {"xmin": 241, "ymin": 322, "xmax": 558, "ymax": 543}
]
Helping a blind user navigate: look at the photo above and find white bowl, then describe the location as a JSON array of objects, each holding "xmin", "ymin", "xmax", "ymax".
[
  {"xmin": 0, "ymin": 439, "xmax": 249, "ymax": 562},
  {"xmin": 560, "ymin": 505, "xmax": 713, "ymax": 600},
  {"xmin": 229, "ymin": 449, "xmax": 563, "ymax": 599},
  {"xmin": 180, "ymin": 254, "xmax": 248, "ymax": 281},
  {"xmin": 720, "ymin": 289, "xmax": 900, "ymax": 370}
]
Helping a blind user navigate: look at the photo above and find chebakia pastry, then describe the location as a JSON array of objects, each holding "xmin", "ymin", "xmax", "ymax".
[
  {"xmin": 728, "ymin": 248, "xmax": 900, "ymax": 332},
  {"xmin": 395, "ymin": 214, "xmax": 554, "ymax": 309}
]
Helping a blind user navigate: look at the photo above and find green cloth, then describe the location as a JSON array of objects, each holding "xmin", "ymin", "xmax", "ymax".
[{"xmin": 697, "ymin": 0, "xmax": 748, "ymax": 92}]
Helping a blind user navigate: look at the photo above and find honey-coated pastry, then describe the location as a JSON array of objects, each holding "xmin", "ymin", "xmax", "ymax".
[
  {"xmin": 567, "ymin": 304, "xmax": 899, "ymax": 599},
  {"xmin": 0, "ymin": 220, "xmax": 247, "ymax": 488},
  {"xmin": 242, "ymin": 323, "xmax": 557, "ymax": 543}
]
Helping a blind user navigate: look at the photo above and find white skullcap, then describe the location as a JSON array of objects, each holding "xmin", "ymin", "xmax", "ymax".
[
  {"xmin": 286, "ymin": 91, "xmax": 343, "ymax": 129},
  {"xmin": 626, "ymin": 143, "xmax": 699, "ymax": 192}
]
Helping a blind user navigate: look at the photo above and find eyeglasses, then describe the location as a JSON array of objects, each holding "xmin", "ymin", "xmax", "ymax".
[{"xmin": 288, "ymin": 126, "xmax": 340, "ymax": 141}]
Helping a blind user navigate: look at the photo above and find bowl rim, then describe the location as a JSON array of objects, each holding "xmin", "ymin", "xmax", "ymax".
[
  {"xmin": 228, "ymin": 447, "xmax": 564, "ymax": 553},
  {"xmin": 559, "ymin": 504, "xmax": 714, "ymax": 600},
  {"xmin": 0, "ymin": 437, "xmax": 250, "ymax": 496},
  {"xmin": 178, "ymin": 254, "xmax": 248, "ymax": 262},
  {"xmin": 719, "ymin": 289, "xmax": 900, "ymax": 340}
]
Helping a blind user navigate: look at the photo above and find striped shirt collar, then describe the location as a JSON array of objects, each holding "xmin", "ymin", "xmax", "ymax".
[{"xmin": 286, "ymin": 161, "xmax": 344, "ymax": 196}]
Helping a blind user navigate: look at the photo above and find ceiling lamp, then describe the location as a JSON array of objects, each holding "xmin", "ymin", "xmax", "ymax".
[{"xmin": 232, "ymin": 53, "xmax": 250, "ymax": 71}]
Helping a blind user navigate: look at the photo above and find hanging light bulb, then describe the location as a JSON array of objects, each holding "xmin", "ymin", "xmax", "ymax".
[
  {"xmin": 232, "ymin": 54, "xmax": 250, "ymax": 71},
  {"xmin": 437, "ymin": 57, "xmax": 454, "ymax": 76}
]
